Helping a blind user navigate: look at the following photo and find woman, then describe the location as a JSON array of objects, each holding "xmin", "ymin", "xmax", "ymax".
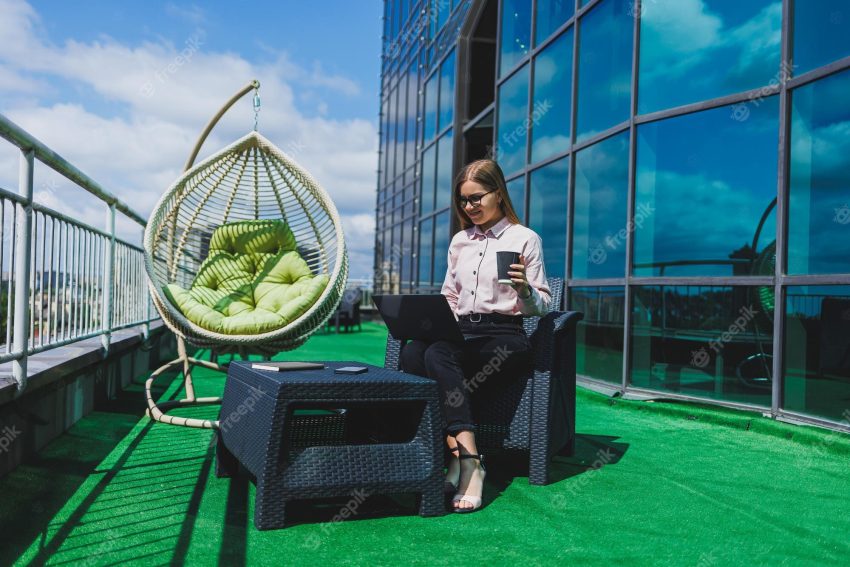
[{"xmin": 400, "ymin": 159, "xmax": 551, "ymax": 513}]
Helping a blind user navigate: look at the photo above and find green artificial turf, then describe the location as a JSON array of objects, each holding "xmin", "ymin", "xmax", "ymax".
[{"xmin": 3, "ymin": 321, "xmax": 850, "ymax": 566}]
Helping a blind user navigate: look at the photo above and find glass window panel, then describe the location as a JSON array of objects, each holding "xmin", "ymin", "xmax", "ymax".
[
  {"xmin": 406, "ymin": 61, "xmax": 418, "ymax": 168},
  {"xmin": 507, "ymin": 175, "xmax": 526, "ymax": 223},
  {"xmin": 499, "ymin": 0, "xmax": 532, "ymax": 76},
  {"xmin": 639, "ymin": 0, "xmax": 781, "ymax": 114},
  {"xmin": 631, "ymin": 285, "xmax": 773, "ymax": 406},
  {"xmin": 784, "ymin": 285, "xmax": 850, "ymax": 422},
  {"xmin": 794, "ymin": 0, "xmax": 850, "ymax": 75},
  {"xmin": 571, "ymin": 286, "xmax": 625, "ymax": 384},
  {"xmin": 436, "ymin": 0, "xmax": 451, "ymax": 34},
  {"xmin": 575, "ymin": 0, "xmax": 633, "ymax": 142},
  {"xmin": 531, "ymin": 29, "xmax": 573, "ymax": 164},
  {"xmin": 382, "ymin": 95, "xmax": 391, "ymax": 186},
  {"xmin": 401, "ymin": 215, "xmax": 413, "ymax": 289},
  {"xmin": 390, "ymin": 85, "xmax": 400, "ymax": 180},
  {"xmin": 435, "ymin": 131, "xmax": 454, "ymax": 211},
  {"xmin": 420, "ymin": 144, "xmax": 437, "ymax": 216},
  {"xmin": 423, "ymin": 72, "xmax": 439, "ymax": 143},
  {"xmin": 788, "ymin": 68, "xmax": 850, "ymax": 275},
  {"xmin": 418, "ymin": 218, "xmax": 433, "ymax": 286},
  {"xmin": 496, "ymin": 63, "xmax": 530, "ymax": 176},
  {"xmin": 573, "ymin": 130, "xmax": 629, "ymax": 279},
  {"xmin": 634, "ymin": 98, "xmax": 778, "ymax": 277},
  {"xmin": 528, "ymin": 157, "xmax": 569, "ymax": 278},
  {"xmin": 433, "ymin": 211, "xmax": 451, "ymax": 285},
  {"xmin": 395, "ymin": 79, "xmax": 406, "ymax": 174},
  {"xmin": 535, "ymin": 0, "xmax": 575, "ymax": 46},
  {"xmin": 438, "ymin": 51, "xmax": 456, "ymax": 132}
]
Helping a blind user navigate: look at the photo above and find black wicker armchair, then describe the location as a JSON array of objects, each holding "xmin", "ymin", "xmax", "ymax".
[{"xmin": 383, "ymin": 278, "xmax": 583, "ymax": 485}]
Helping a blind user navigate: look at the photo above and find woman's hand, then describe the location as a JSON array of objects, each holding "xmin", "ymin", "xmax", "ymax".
[{"xmin": 508, "ymin": 254, "xmax": 532, "ymax": 299}]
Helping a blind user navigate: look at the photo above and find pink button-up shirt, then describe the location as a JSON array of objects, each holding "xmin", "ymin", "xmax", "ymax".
[{"xmin": 441, "ymin": 216, "xmax": 551, "ymax": 317}]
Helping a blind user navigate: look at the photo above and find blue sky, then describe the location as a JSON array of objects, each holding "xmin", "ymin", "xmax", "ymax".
[{"xmin": 0, "ymin": 0, "xmax": 383, "ymax": 278}]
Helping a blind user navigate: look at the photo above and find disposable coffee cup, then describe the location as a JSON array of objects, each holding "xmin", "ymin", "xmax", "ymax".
[{"xmin": 497, "ymin": 251, "xmax": 520, "ymax": 284}]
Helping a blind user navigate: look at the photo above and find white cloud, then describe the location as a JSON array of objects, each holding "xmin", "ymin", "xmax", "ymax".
[
  {"xmin": 0, "ymin": 0, "xmax": 378, "ymax": 279},
  {"xmin": 641, "ymin": 0, "xmax": 781, "ymax": 83}
]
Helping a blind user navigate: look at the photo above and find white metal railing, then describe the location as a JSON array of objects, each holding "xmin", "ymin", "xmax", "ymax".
[{"xmin": 0, "ymin": 112, "xmax": 157, "ymax": 396}]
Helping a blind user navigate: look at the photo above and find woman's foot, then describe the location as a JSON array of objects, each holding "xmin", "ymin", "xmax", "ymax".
[
  {"xmin": 452, "ymin": 454, "xmax": 486, "ymax": 513},
  {"xmin": 445, "ymin": 447, "xmax": 460, "ymax": 493}
]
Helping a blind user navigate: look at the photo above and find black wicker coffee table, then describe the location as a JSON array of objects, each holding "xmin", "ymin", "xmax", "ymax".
[{"xmin": 215, "ymin": 360, "xmax": 445, "ymax": 530}]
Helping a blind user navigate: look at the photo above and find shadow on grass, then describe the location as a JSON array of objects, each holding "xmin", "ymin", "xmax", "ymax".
[
  {"xmin": 481, "ymin": 433, "xmax": 630, "ymax": 507},
  {"xmin": 0, "ymin": 369, "xmax": 180, "ymax": 566}
]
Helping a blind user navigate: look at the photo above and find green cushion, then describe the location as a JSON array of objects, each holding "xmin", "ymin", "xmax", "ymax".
[{"xmin": 163, "ymin": 220, "xmax": 329, "ymax": 334}]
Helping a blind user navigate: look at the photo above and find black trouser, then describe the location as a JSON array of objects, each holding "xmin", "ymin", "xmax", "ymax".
[{"xmin": 400, "ymin": 319, "xmax": 532, "ymax": 436}]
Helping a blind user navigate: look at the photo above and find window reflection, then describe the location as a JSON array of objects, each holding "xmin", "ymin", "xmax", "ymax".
[
  {"xmin": 499, "ymin": 0, "xmax": 532, "ymax": 76},
  {"xmin": 438, "ymin": 51, "xmax": 456, "ymax": 133},
  {"xmin": 394, "ymin": 79, "xmax": 405, "ymax": 174},
  {"xmin": 507, "ymin": 175, "xmax": 526, "ymax": 224},
  {"xmin": 418, "ymin": 218, "xmax": 433, "ymax": 286},
  {"xmin": 406, "ymin": 62, "xmax": 418, "ymax": 169},
  {"xmin": 573, "ymin": 130, "xmax": 629, "ymax": 279},
  {"xmin": 531, "ymin": 30, "xmax": 572, "ymax": 164},
  {"xmin": 639, "ymin": 0, "xmax": 781, "ymax": 114},
  {"xmin": 420, "ymin": 144, "xmax": 436, "ymax": 216},
  {"xmin": 423, "ymin": 72, "xmax": 438, "ymax": 143},
  {"xmin": 576, "ymin": 0, "xmax": 633, "ymax": 142},
  {"xmin": 433, "ymin": 211, "xmax": 451, "ymax": 284},
  {"xmin": 631, "ymin": 286, "xmax": 773, "ymax": 406},
  {"xmin": 571, "ymin": 286, "xmax": 625, "ymax": 384},
  {"xmin": 529, "ymin": 157, "xmax": 568, "ymax": 278},
  {"xmin": 535, "ymin": 0, "xmax": 575, "ymax": 47},
  {"xmin": 794, "ymin": 0, "xmax": 850, "ymax": 74},
  {"xmin": 496, "ymin": 63, "xmax": 530, "ymax": 176},
  {"xmin": 788, "ymin": 68, "xmax": 850, "ymax": 275},
  {"xmin": 634, "ymin": 99, "xmax": 778, "ymax": 277},
  {"xmin": 784, "ymin": 286, "xmax": 850, "ymax": 422},
  {"xmin": 435, "ymin": 131, "xmax": 454, "ymax": 211}
]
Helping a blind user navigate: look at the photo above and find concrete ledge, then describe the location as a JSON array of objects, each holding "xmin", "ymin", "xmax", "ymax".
[{"xmin": 0, "ymin": 322, "xmax": 177, "ymax": 478}]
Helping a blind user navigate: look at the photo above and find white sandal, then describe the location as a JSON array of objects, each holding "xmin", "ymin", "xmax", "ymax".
[{"xmin": 452, "ymin": 454, "xmax": 486, "ymax": 514}]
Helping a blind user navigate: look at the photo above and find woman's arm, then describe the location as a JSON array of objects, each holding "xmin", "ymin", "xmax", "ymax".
[
  {"xmin": 440, "ymin": 241, "xmax": 460, "ymax": 319},
  {"xmin": 514, "ymin": 234, "xmax": 551, "ymax": 316}
]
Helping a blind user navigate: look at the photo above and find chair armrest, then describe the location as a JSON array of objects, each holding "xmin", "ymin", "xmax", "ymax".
[
  {"xmin": 384, "ymin": 335, "xmax": 406, "ymax": 370},
  {"xmin": 552, "ymin": 310, "xmax": 584, "ymax": 337}
]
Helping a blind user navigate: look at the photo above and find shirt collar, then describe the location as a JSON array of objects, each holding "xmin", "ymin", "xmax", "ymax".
[{"xmin": 469, "ymin": 215, "xmax": 513, "ymax": 239}]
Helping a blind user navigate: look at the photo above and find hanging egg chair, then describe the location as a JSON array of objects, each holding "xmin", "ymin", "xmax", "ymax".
[{"xmin": 144, "ymin": 80, "xmax": 348, "ymax": 428}]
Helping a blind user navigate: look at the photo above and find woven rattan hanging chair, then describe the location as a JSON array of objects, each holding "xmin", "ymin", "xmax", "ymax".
[{"xmin": 144, "ymin": 81, "xmax": 348, "ymax": 428}]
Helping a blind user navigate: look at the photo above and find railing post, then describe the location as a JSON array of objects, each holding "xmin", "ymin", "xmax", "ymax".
[
  {"xmin": 142, "ymin": 226, "xmax": 150, "ymax": 340},
  {"xmin": 12, "ymin": 148, "xmax": 34, "ymax": 395},
  {"xmin": 101, "ymin": 203, "xmax": 115, "ymax": 354}
]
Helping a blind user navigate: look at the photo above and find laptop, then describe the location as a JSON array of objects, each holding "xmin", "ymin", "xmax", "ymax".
[{"xmin": 372, "ymin": 294, "xmax": 464, "ymax": 343}]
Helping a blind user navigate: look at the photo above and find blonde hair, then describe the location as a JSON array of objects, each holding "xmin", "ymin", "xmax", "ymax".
[{"xmin": 452, "ymin": 159, "xmax": 522, "ymax": 230}]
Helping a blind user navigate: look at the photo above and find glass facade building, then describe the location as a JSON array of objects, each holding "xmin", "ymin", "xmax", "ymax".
[{"xmin": 375, "ymin": 0, "xmax": 850, "ymax": 431}]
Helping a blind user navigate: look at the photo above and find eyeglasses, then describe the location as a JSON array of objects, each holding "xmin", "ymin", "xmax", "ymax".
[{"xmin": 457, "ymin": 189, "xmax": 496, "ymax": 208}]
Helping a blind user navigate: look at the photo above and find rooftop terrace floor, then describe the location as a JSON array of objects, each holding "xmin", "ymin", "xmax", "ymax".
[{"xmin": 1, "ymin": 323, "xmax": 849, "ymax": 566}]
